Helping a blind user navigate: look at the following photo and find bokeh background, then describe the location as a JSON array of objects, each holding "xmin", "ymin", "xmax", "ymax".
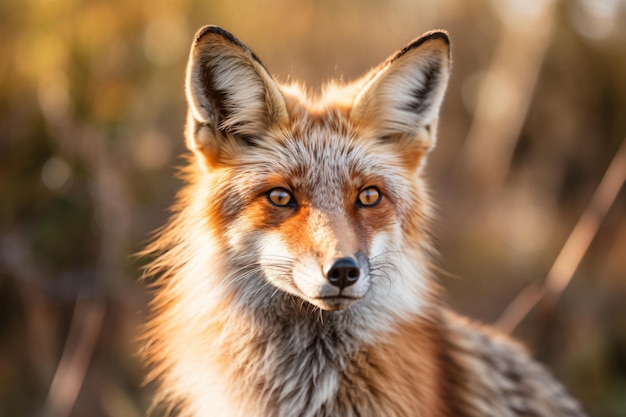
[{"xmin": 1, "ymin": 0, "xmax": 625, "ymax": 416}]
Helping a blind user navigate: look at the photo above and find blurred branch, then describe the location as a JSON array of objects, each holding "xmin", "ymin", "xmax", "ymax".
[
  {"xmin": 37, "ymin": 126, "xmax": 130, "ymax": 417},
  {"xmin": 44, "ymin": 297, "xmax": 106, "ymax": 417},
  {"xmin": 496, "ymin": 137, "xmax": 626, "ymax": 333},
  {"xmin": 463, "ymin": 0, "xmax": 557, "ymax": 189}
]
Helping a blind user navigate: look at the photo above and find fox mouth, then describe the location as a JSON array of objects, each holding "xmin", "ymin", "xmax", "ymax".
[{"xmin": 309, "ymin": 295, "xmax": 361, "ymax": 311}]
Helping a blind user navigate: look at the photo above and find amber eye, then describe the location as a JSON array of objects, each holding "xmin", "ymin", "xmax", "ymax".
[
  {"xmin": 357, "ymin": 187, "xmax": 381, "ymax": 207},
  {"xmin": 267, "ymin": 188, "xmax": 295, "ymax": 207}
]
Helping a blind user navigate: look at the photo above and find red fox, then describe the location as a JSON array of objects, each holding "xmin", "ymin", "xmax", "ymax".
[{"xmin": 143, "ymin": 26, "xmax": 587, "ymax": 417}]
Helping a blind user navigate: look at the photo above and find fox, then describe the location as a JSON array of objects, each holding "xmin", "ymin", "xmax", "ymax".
[{"xmin": 142, "ymin": 25, "xmax": 588, "ymax": 417}]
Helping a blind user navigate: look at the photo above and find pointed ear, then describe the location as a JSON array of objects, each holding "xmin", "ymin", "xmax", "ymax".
[
  {"xmin": 350, "ymin": 31, "xmax": 450, "ymax": 157},
  {"xmin": 184, "ymin": 26, "xmax": 288, "ymax": 164}
]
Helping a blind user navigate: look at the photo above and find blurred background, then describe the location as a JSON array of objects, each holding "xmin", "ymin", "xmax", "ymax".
[{"xmin": 1, "ymin": 0, "xmax": 625, "ymax": 415}]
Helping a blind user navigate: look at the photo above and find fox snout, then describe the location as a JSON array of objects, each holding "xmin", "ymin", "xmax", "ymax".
[
  {"xmin": 257, "ymin": 206, "xmax": 374, "ymax": 311},
  {"xmin": 298, "ymin": 251, "xmax": 369, "ymax": 311},
  {"xmin": 293, "ymin": 211, "xmax": 373, "ymax": 310}
]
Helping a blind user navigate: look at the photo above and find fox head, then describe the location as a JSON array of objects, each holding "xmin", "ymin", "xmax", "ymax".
[{"xmin": 166, "ymin": 26, "xmax": 449, "ymax": 322}]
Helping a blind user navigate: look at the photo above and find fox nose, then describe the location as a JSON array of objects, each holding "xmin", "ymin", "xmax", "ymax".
[{"xmin": 326, "ymin": 257, "xmax": 360, "ymax": 289}]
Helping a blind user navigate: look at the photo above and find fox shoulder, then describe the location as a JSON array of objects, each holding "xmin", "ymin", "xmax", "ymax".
[{"xmin": 441, "ymin": 310, "xmax": 586, "ymax": 416}]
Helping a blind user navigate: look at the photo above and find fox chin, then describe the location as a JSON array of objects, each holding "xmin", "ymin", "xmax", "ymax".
[{"xmin": 141, "ymin": 25, "xmax": 587, "ymax": 417}]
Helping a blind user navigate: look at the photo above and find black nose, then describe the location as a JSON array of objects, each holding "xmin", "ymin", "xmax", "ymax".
[{"xmin": 326, "ymin": 257, "xmax": 360, "ymax": 289}]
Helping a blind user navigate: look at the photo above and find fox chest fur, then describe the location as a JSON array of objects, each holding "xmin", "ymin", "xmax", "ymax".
[{"xmin": 142, "ymin": 26, "xmax": 587, "ymax": 417}]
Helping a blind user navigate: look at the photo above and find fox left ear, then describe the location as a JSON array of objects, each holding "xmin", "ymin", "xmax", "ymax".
[
  {"xmin": 351, "ymin": 31, "xmax": 450, "ymax": 162},
  {"xmin": 184, "ymin": 26, "xmax": 289, "ymax": 166}
]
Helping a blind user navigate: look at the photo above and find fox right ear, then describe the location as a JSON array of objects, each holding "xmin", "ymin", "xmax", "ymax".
[
  {"xmin": 350, "ymin": 31, "xmax": 450, "ymax": 169},
  {"xmin": 184, "ymin": 26, "xmax": 288, "ymax": 165}
]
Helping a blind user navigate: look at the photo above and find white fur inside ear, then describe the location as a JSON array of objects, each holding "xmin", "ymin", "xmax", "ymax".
[
  {"xmin": 352, "ymin": 44, "xmax": 450, "ymax": 138},
  {"xmin": 185, "ymin": 36, "xmax": 287, "ymax": 139},
  {"xmin": 210, "ymin": 56, "xmax": 269, "ymax": 135},
  {"xmin": 381, "ymin": 56, "xmax": 448, "ymax": 132}
]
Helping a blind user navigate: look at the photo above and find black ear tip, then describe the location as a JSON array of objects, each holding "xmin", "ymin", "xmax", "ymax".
[
  {"xmin": 420, "ymin": 30, "xmax": 450, "ymax": 46},
  {"xmin": 390, "ymin": 30, "xmax": 450, "ymax": 64},
  {"xmin": 406, "ymin": 30, "xmax": 450, "ymax": 52},
  {"xmin": 194, "ymin": 25, "xmax": 225, "ymax": 42},
  {"xmin": 193, "ymin": 25, "xmax": 240, "ymax": 47}
]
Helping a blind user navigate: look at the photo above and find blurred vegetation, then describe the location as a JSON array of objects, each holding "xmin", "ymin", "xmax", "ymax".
[{"xmin": 1, "ymin": 0, "xmax": 625, "ymax": 416}]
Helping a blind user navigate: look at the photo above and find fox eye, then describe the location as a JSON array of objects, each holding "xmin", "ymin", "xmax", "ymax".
[
  {"xmin": 357, "ymin": 187, "xmax": 381, "ymax": 207},
  {"xmin": 267, "ymin": 188, "xmax": 295, "ymax": 207}
]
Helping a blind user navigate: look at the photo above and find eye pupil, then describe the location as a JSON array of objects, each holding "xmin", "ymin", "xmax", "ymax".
[
  {"xmin": 268, "ymin": 188, "xmax": 293, "ymax": 207},
  {"xmin": 358, "ymin": 187, "xmax": 381, "ymax": 207}
]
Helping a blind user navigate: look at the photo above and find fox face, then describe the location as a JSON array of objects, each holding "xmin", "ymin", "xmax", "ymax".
[
  {"xmin": 182, "ymin": 26, "xmax": 450, "ymax": 319},
  {"xmin": 225, "ymin": 132, "xmax": 402, "ymax": 311}
]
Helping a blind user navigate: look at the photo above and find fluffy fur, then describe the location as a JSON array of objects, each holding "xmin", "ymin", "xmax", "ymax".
[{"xmin": 142, "ymin": 26, "xmax": 587, "ymax": 417}]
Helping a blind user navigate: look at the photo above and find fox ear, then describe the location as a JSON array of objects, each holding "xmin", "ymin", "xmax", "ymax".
[
  {"xmin": 185, "ymin": 26, "xmax": 288, "ymax": 164},
  {"xmin": 351, "ymin": 31, "xmax": 450, "ymax": 156}
]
